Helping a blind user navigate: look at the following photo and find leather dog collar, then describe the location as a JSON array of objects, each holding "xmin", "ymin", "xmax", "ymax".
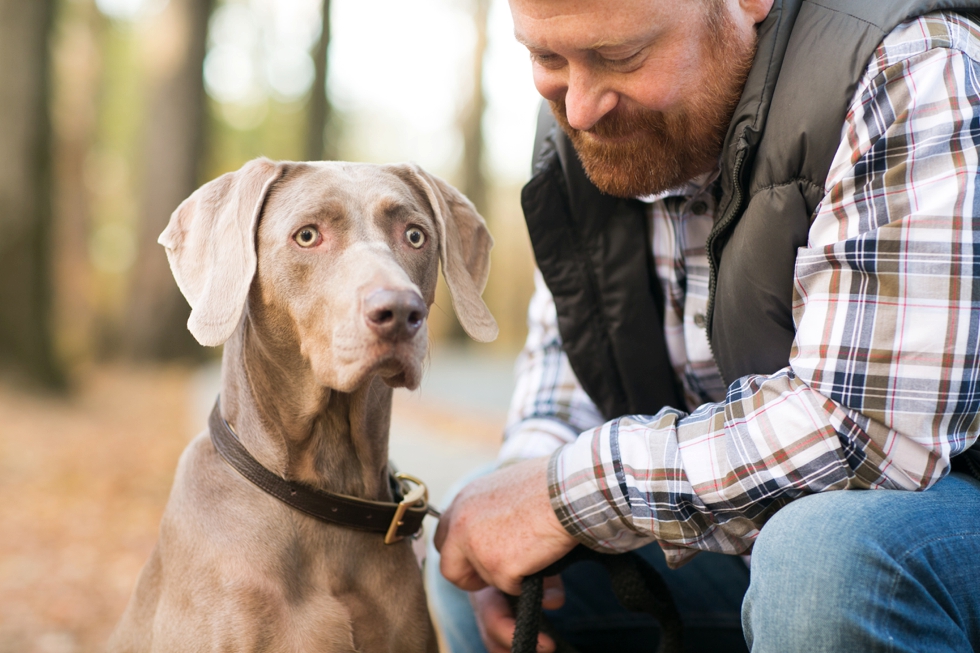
[{"xmin": 208, "ymin": 400, "xmax": 434, "ymax": 543}]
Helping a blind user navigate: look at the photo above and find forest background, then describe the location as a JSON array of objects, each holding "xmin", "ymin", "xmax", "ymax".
[{"xmin": 0, "ymin": 0, "xmax": 540, "ymax": 650}]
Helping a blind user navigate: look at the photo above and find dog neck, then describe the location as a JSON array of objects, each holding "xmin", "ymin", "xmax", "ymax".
[{"xmin": 218, "ymin": 318, "xmax": 395, "ymax": 503}]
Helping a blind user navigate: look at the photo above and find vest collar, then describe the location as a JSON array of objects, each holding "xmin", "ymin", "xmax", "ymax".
[{"xmin": 717, "ymin": 0, "xmax": 803, "ymax": 221}]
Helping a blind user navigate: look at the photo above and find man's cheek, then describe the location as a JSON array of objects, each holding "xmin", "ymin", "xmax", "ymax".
[{"xmin": 532, "ymin": 66, "xmax": 564, "ymax": 102}]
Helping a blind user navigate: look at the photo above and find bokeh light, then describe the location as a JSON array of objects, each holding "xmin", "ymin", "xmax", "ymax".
[
  {"xmin": 204, "ymin": 0, "xmax": 320, "ymax": 110},
  {"xmin": 95, "ymin": 0, "xmax": 168, "ymax": 22}
]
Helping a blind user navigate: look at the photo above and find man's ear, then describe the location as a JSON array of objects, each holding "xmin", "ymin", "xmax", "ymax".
[
  {"xmin": 738, "ymin": 0, "xmax": 774, "ymax": 26},
  {"xmin": 158, "ymin": 157, "xmax": 284, "ymax": 347},
  {"xmin": 398, "ymin": 164, "xmax": 498, "ymax": 343}
]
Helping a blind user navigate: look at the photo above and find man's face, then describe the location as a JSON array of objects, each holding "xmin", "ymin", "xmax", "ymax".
[{"xmin": 511, "ymin": 0, "xmax": 764, "ymax": 197}]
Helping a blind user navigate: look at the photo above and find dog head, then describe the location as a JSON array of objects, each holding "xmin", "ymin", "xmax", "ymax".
[{"xmin": 159, "ymin": 158, "xmax": 497, "ymax": 392}]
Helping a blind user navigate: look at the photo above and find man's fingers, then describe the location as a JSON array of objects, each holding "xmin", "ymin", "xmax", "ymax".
[
  {"xmin": 472, "ymin": 587, "xmax": 515, "ymax": 653},
  {"xmin": 538, "ymin": 632, "xmax": 557, "ymax": 652},
  {"xmin": 438, "ymin": 508, "xmax": 523, "ymax": 593},
  {"xmin": 497, "ymin": 575, "xmax": 524, "ymax": 597},
  {"xmin": 439, "ymin": 544, "xmax": 488, "ymax": 592},
  {"xmin": 436, "ymin": 501, "xmax": 487, "ymax": 590},
  {"xmin": 435, "ymin": 458, "xmax": 578, "ymax": 596},
  {"xmin": 432, "ymin": 504, "xmax": 451, "ymax": 552},
  {"xmin": 541, "ymin": 575, "xmax": 565, "ymax": 610},
  {"xmin": 471, "ymin": 587, "xmax": 559, "ymax": 653}
]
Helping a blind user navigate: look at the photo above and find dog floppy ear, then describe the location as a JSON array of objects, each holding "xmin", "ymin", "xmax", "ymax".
[
  {"xmin": 402, "ymin": 164, "xmax": 498, "ymax": 343},
  {"xmin": 158, "ymin": 157, "xmax": 284, "ymax": 347}
]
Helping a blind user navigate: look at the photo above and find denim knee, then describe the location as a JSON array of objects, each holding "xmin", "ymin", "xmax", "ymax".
[
  {"xmin": 742, "ymin": 478, "xmax": 980, "ymax": 653},
  {"xmin": 742, "ymin": 492, "xmax": 874, "ymax": 652}
]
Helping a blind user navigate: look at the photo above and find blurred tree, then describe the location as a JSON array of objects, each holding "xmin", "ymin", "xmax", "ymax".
[
  {"xmin": 306, "ymin": 0, "xmax": 335, "ymax": 162},
  {"xmin": 123, "ymin": 0, "xmax": 215, "ymax": 360},
  {"xmin": 458, "ymin": 0, "xmax": 490, "ymax": 217},
  {"xmin": 439, "ymin": 0, "xmax": 491, "ymax": 342},
  {"xmin": 50, "ymin": 0, "xmax": 105, "ymax": 368},
  {"xmin": 0, "ymin": 0, "xmax": 65, "ymax": 387}
]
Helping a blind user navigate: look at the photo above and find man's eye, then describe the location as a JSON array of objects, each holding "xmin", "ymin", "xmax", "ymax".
[
  {"xmin": 607, "ymin": 54, "xmax": 637, "ymax": 64},
  {"xmin": 530, "ymin": 52, "xmax": 565, "ymax": 69},
  {"xmin": 293, "ymin": 226, "xmax": 321, "ymax": 248},
  {"xmin": 598, "ymin": 50, "xmax": 644, "ymax": 70},
  {"xmin": 405, "ymin": 226, "xmax": 426, "ymax": 249}
]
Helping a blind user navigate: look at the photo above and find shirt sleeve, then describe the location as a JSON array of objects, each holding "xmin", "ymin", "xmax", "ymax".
[
  {"xmin": 499, "ymin": 269, "xmax": 606, "ymax": 463},
  {"xmin": 548, "ymin": 36, "xmax": 980, "ymax": 566}
]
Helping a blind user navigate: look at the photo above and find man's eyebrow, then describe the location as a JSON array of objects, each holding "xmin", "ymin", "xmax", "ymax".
[
  {"xmin": 512, "ymin": 29, "xmax": 648, "ymax": 52},
  {"xmin": 587, "ymin": 37, "xmax": 648, "ymax": 51},
  {"xmin": 513, "ymin": 29, "xmax": 536, "ymax": 48}
]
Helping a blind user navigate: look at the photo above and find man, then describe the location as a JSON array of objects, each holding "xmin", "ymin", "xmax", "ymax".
[{"xmin": 433, "ymin": 0, "xmax": 980, "ymax": 651}]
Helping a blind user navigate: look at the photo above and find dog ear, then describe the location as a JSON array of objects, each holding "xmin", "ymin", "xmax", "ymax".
[
  {"xmin": 401, "ymin": 164, "xmax": 498, "ymax": 343},
  {"xmin": 158, "ymin": 157, "xmax": 284, "ymax": 347}
]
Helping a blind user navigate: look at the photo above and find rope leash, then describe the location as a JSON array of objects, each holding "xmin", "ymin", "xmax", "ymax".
[{"xmin": 507, "ymin": 546, "xmax": 684, "ymax": 653}]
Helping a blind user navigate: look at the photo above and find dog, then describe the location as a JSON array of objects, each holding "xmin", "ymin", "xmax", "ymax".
[{"xmin": 109, "ymin": 158, "xmax": 497, "ymax": 652}]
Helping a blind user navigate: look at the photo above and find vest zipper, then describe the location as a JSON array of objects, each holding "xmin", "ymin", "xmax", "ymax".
[{"xmin": 704, "ymin": 141, "xmax": 748, "ymax": 387}]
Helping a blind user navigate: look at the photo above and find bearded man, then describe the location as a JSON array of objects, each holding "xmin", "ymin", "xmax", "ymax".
[{"xmin": 433, "ymin": 0, "xmax": 980, "ymax": 651}]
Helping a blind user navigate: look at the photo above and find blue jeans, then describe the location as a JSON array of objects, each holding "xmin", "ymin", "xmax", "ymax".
[
  {"xmin": 427, "ymin": 471, "xmax": 980, "ymax": 653},
  {"xmin": 744, "ymin": 472, "xmax": 980, "ymax": 652}
]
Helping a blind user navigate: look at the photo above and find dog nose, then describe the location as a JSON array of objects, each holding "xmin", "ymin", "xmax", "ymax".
[{"xmin": 364, "ymin": 289, "xmax": 428, "ymax": 340}]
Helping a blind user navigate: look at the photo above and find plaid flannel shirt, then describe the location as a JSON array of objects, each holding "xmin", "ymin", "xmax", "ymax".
[{"xmin": 502, "ymin": 12, "xmax": 980, "ymax": 566}]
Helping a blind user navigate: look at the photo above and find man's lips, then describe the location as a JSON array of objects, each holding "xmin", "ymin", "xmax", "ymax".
[{"xmin": 579, "ymin": 129, "xmax": 641, "ymax": 145}]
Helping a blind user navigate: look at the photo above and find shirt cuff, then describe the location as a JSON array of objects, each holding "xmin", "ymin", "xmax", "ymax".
[
  {"xmin": 545, "ymin": 415, "xmax": 750, "ymax": 567},
  {"xmin": 498, "ymin": 417, "xmax": 579, "ymax": 463},
  {"xmin": 546, "ymin": 423, "xmax": 655, "ymax": 553}
]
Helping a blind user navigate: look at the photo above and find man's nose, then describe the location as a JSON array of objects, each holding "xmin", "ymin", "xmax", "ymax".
[
  {"xmin": 363, "ymin": 289, "xmax": 428, "ymax": 341},
  {"xmin": 563, "ymin": 67, "xmax": 619, "ymax": 131}
]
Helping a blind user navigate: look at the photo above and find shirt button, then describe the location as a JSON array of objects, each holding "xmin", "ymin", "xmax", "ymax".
[
  {"xmin": 690, "ymin": 200, "xmax": 709, "ymax": 216},
  {"xmin": 693, "ymin": 313, "xmax": 707, "ymax": 328}
]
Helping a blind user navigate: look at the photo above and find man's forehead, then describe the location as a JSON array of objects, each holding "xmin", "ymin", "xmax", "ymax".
[
  {"xmin": 510, "ymin": 0, "xmax": 677, "ymax": 50},
  {"xmin": 510, "ymin": 0, "xmax": 658, "ymax": 19}
]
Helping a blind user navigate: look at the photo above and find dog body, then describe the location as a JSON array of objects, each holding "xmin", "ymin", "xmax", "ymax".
[{"xmin": 110, "ymin": 159, "xmax": 496, "ymax": 652}]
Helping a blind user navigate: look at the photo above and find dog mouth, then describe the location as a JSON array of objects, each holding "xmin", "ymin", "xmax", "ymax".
[
  {"xmin": 371, "ymin": 343, "xmax": 424, "ymax": 389},
  {"xmin": 324, "ymin": 338, "xmax": 423, "ymax": 391}
]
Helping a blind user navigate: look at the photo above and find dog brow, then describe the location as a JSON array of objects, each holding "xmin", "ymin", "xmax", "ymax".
[
  {"xmin": 297, "ymin": 199, "xmax": 345, "ymax": 223},
  {"xmin": 373, "ymin": 196, "xmax": 414, "ymax": 219}
]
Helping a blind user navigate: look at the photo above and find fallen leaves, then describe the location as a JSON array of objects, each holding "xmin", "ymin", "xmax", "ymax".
[{"xmin": 0, "ymin": 365, "xmax": 196, "ymax": 653}]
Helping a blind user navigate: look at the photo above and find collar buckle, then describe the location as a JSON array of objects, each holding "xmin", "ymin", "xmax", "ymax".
[{"xmin": 384, "ymin": 473, "xmax": 429, "ymax": 544}]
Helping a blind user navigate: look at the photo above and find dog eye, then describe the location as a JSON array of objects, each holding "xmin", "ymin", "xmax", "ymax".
[
  {"xmin": 405, "ymin": 226, "xmax": 426, "ymax": 249},
  {"xmin": 293, "ymin": 226, "xmax": 321, "ymax": 248}
]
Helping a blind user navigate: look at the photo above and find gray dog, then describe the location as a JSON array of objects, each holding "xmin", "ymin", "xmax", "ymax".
[{"xmin": 110, "ymin": 158, "xmax": 497, "ymax": 652}]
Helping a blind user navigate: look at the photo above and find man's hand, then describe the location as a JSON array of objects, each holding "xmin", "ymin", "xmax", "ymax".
[
  {"xmin": 433, "ymin": 456, "xmax": 577, "ymax": 595},
  {"xmin": 470, "ymin": 579, "xmax": 566, "ymax": 653}
]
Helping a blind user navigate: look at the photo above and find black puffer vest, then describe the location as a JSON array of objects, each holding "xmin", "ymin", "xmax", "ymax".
[{"xmin": 521, "ymin": 0, "xmax": 980, "ymax": 476}]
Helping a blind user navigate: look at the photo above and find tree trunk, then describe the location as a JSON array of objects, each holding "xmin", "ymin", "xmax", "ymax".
[
  {"xmin": 0, "ymin": 0, "xmax": 64, "ymax": 387},
  {"xmin": 123, "ymin": 0, "xmax": 215, "ymax": 360},
  {"xmin": 458, "ymin": 0, "xmax": 491, "ymax": 216},
  {"xmin": 442, "ymin": 0, "xmax": 491, "ymax": 342},
  {"xmin": 51, "ymin": 0, "xmax": 104, "ymax": 369},
  {"xmin": 306, "ymin": 0, "xmax": 334, "ymax": 162}
]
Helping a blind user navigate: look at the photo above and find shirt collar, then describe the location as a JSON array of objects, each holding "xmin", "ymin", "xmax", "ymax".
[{"xmin": 635, "ymin": 166, "xmax": 720, "ymax": 204}]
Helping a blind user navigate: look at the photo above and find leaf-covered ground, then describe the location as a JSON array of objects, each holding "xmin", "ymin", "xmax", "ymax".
[{"xmin": 0, "ymin": 366, "xmax": 197, "ymax": 653}]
